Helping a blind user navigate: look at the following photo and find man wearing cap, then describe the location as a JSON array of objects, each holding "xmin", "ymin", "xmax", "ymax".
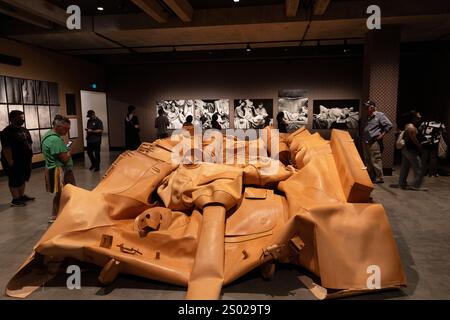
[
  {"xmin": 86, "ymin": 110, "xmax": 103, "ymax": 172},
  {"xmin": 363, "ymin": 100, "xmax": 393, "ymax": 184}
]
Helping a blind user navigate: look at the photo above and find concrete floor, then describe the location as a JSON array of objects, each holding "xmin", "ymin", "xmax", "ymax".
[{"xmin": 1, "ymin": 152, "xmax": 449, "ymax": 300}]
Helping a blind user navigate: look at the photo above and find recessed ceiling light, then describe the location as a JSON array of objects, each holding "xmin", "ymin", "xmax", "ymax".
[
  {"xmin": 234, "ymin": 0, "xmax": 240, "ymax": 3},
  {"xmin": 97, "ymin": 0, "xmax": 104, "ymax": 11}
]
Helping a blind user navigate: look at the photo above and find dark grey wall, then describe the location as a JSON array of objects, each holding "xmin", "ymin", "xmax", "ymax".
[{"xmin": 106, "ymin": 57, "xmax": 364, "ymax": 147}]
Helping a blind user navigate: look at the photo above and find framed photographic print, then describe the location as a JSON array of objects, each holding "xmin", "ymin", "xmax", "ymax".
[
  {"xmin": 38, "ymin": 105, "xmax": 51, "ymax": 128},
  {"xmin": 8, "ymin": 104, "xmax": 23, "ymax": 113},
  {"xmin": 50, "ymin": 105, "xmax": 60, "ymax": 123},
  {"xmin": 278, "ymin": 89, "xmax": 309, "ymax": 132},
  {"xmin": 234, "ymin": 99, "xmax": 273, "ymax": 129},
  {"xmin": 29, "ymin": 130, "xmax": 41, "ymax": 154},
  {"xmin": 313, "ymin": 99, "xmax": 360, "ymax": 130},
  {"xmin": 69, "ymin": 118, "xmax": 78, "ymax": 139},
  {"xmin": 157, "ymin": 99, "xmax": 230, "ymax": 130},
  {"xmin": 24, "ymin": 105, "xmax": 39, "ymax": 129},
  {"xmin": 22, "ymin": 79, "xmax": 36, "ymax": 104},
  {"xmin": 1, "ymin": 75, "xmax": 61, "ymax": 156},
  {"xmin": 6, "ymin": 77, "xmax": 23, "ymax": 104},
  {"xmin": 0, "ymin": 104, "xmax": 8, "ymax": 130},
  {"xmin": 36, "ymin": 81, "xmax": 49, "ymax": 105},
  {"xmin": 48, "ymin": 82, "xmax": 59, "ymax": 105},
  {"xmin": 0, "ymin": 76, "xmax": 6, "ymax": 103}
]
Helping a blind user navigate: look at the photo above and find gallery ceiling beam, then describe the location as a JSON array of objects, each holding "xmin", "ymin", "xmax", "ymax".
[
  {"xmin": 0, "ymin": 0, "xmax": 66, "ymax": 26},
  {"xmin": 0, "ymin": 3, "xmax": 52, "ymax": 29},
  {"xmin": 314, "ymin": 0, "xmax": 331, "ymax": 16},
  {"xmin": 286, "ymin": 0, "xmax": 300, "ymax": 17},
  {"xmin": 131, "ymin": 0, "xmax": 168, "ymax": 23},
  {"xmin": 162, "ymin": 0, "xmax": 193, "ymax": 22}
]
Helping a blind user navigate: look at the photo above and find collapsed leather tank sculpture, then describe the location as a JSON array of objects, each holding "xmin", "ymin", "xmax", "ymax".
[{"xmin": 5, "ymin": 128, "xmax": 406, "ymax": 299}]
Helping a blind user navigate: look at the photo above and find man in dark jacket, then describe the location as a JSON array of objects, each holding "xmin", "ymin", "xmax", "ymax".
[
  {"xmin": 0, "ymin": 110, "xmax": 35, "ymax": 207},
  {"xmin": 86, "ymin": 110, "xmax": 103, "ymax": 172}
]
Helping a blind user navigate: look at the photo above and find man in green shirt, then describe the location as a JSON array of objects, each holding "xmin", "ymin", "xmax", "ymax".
[{"xmin": 41, "ymin": 115, "xmax": 76, "ymax": 223}]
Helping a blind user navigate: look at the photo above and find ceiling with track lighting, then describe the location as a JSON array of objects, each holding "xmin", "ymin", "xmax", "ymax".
[{"xmin": 0, "ymin": 0, "xmax": 449, "ymax": 64}]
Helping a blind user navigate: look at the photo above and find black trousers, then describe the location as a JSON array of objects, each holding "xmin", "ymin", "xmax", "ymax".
[{"xmin": 87, "ymin": 142, "xmax": 101, "ymax": 169}]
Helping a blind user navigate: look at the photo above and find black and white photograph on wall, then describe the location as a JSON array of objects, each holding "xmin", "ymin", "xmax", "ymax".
[
  {"xmin": 156, "ymin": 99, "xmax": 230, "ymax": 130},
  {"xmin": 36, "ymin": 81, "xmax": 49, "ymax": 104},
  {"xmin": 0, "ymin": 76, "xmax": 7, "ymax": 103},
  {"xmin": 50, "ymin": 105, "xmax": 60, "ymax": 123},
  {"xmin": 24, "ymin": 105, "xmax": 39, "ymax": 129},
  {"xmin": 22, "ymin": 79, "xmax": 36, "ymax": 104},
  {"xmin": 8, "ymin": 105, "xmax": 23, "ymax": 113},
  {"xmin": 313, "ymin": 99, "xmax": 360, "ymax": 130},
  {"xmin": 48, "ymin": 82, "xmax": 59, "ymax": 105},
  {"xmin": 278, "ymin": 89, "xmax": 309, "ymax": 132},
  {"xmin": 0, "ymin": 104, "xmax": 8, "ymax": 130},
  {"xmin": 234, "ymin": 99, "xmax": 273, "ymax": 130},
  {"xmin": 29, "ymin": 130, "xmax": 41, "ymax": 154},
  {"xmin": 38, "ymin": 105, "xmax": 51, "ymax": 128},
  {"xmin": 6, "ymin": 77, "xmax": 23, "ymax": 104}
]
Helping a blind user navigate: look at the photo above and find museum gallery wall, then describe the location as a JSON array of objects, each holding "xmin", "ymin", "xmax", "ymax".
[{"xmin": 0, "ymin": 75, "xmax": 60, "ymax": 155}]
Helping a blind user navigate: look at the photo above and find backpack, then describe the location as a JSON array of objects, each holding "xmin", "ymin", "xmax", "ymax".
[{"xmin": 396, "ymin": 130, "xmax": 405, "ymax": 150}]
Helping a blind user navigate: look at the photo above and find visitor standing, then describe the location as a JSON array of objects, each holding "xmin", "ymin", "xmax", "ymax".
[
  {"xmin": 363, "ymin": 100, "xmax": 393, "ymax": 184},
  {"xmin": 0, "ymin": 110, "xmax": 35, "ymax": 207},
  {"xmin": 125, "ymin": 105, "xmax": 141, "ymax": 150}
]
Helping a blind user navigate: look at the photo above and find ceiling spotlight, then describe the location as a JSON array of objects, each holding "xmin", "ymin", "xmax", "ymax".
[
  {"xmin": 246, "ymin": 43, "xmax": 252, "ymax": 52},
  {"xmin": 97, "ymin": 1, "xmax": 104, "ymax": 11},
  {"xmin": 234, "ymin": 0, "xmax": 240, "ymax": 3}
]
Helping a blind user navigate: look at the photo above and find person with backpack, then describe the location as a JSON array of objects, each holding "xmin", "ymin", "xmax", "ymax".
[
  {"xmin": 392, "ymin": 111, "xmax": 428, "ymax": 191},
  {"xmin": 418, "ymin": 118, "xmax": 447, "ymax": 177}
]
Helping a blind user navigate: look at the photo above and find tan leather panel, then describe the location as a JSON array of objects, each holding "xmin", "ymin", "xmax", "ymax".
[
  {"xmin": 6, "ymin": 133, "xmax": 406, "ymax": 300},
  {"xmin": 330, "ymin": 130, "xmax": 374, "ymax": 203}
]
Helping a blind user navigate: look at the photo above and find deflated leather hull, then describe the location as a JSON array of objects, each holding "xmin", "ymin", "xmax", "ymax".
[{"xmin": 6, "ymin": 130, "xmax": 406, "ymax": 299}]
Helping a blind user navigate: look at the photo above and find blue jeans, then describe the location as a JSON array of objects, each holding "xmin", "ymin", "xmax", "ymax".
[{"xmin": 399, "ymin": 148, "xmax": 424, "ymax": 188}]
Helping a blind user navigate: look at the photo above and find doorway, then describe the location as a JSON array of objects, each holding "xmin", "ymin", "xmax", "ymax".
[{"xmin": 80, "ymin": 90, "xmax": 109, "ymax": 151}]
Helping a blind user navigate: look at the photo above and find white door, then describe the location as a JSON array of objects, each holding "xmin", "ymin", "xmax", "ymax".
[{"xmin": 80, "ymin": 91, "xmax": 109, "ymax": 150}]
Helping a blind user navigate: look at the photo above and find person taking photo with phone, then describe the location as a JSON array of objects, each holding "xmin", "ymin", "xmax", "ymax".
[{"xmin": 41, "ymin": 115, "xmax": 76, "ymax": 224}]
